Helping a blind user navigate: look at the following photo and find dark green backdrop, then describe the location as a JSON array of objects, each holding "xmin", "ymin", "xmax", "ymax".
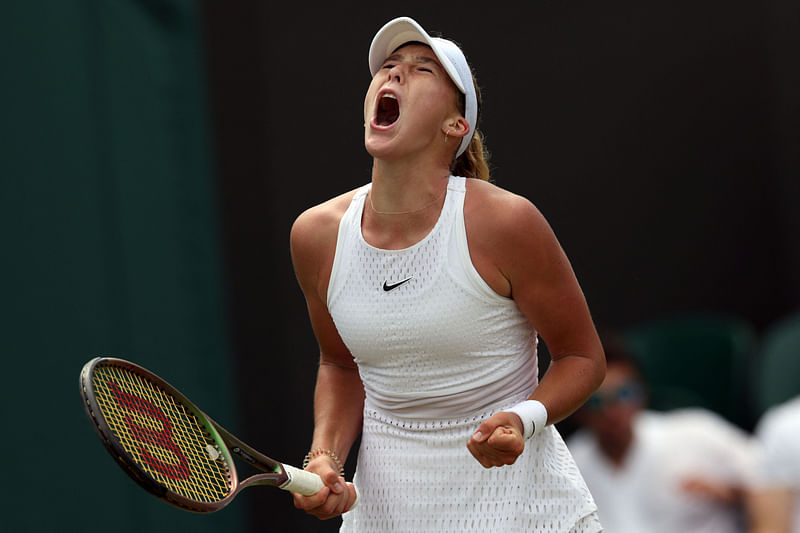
[{"xmin": 1, "ymin": 1, "xmax": 240, "ymax": 531}]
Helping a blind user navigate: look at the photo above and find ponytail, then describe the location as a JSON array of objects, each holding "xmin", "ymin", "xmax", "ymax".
[
  {"xmin": 451, "ymin": 129, "xmax": 490, "ymax": 181},
  {"xmin": 451, "ymin": 73, "xmax": 491, "ymax": 182}
]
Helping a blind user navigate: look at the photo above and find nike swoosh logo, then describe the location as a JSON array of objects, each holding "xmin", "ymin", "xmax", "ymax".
[{"xmin": 383, "ymin": 276, "xmax": 413, "ymax": 292}]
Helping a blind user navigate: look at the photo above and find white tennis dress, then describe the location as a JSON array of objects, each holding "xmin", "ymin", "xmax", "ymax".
[{"xmin": 327, "ymin": 176, "xmax": 600, "ymax": 532}]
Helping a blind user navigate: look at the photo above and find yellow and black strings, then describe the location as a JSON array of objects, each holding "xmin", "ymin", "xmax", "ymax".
[{"xmin": 92, "ymin": 365, "xmax": 231, "ymax": 503}]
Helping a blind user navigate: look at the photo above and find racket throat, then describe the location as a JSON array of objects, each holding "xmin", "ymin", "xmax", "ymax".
[
  {"xmin": 230, "ymin": 446, "xmax": 281, "ymax": 473},
  {"xmin": 237, "ymin": 470, "xmax": 290, "ymax": 490}
]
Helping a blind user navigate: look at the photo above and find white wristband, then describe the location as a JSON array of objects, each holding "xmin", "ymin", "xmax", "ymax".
[{"xmin": 503, "ymin": 400, "xmax": 548, "ymax": 440}]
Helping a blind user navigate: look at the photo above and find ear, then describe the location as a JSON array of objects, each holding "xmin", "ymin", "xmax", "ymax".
[{"xmin": 441, "ymin": 115, "xmax": 470, "ymax": 139}]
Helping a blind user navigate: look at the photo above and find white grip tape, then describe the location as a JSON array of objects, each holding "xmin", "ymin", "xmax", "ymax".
[
  {"xmin": 281, "ymin": 464, "xmax": 360, "ymax": 511},
  {"xmin": 282, "ymin": 464, "xmax": 325, "ymax": 495},
  {"xmin": 502, "ymin": 400, "xmax": 548, "ymax": 440}
]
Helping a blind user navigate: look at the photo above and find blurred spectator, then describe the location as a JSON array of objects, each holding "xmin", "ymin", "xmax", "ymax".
[
  {"xmin": 748, "ymin": 394, "xmax": 800, "ymax": 533},
  {"xmin": 567, "ymin": 332, "xmax": 757, "ymax": 532}
]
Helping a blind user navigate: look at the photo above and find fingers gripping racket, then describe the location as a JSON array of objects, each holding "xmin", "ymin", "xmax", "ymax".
[{"xmin": 79, "ymin": 357, "xmax": 355, "ymax": 513}]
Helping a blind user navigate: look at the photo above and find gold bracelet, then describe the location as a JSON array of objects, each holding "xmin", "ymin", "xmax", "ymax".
[{"xmin": 302, "ymin": 448, "xmax": 345, "ymax": 477}]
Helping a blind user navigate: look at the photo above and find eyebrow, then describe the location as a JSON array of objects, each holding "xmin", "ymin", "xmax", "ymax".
[{"xmin": 384, "ymin": 53, "xmax": 441, "ymax": 68}]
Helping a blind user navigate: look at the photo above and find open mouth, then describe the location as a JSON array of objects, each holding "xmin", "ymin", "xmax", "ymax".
[{"xmin": 375, "ymin": 93, "xmax": 399, "ymax": 126}]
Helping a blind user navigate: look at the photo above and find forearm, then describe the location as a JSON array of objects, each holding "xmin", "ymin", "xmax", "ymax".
[
  {"xmin": 294, "ymin": 360, "xmax": 362, "ymax": 518},
  {"xmin": 469, "ymin": 351, "xmax": 603, "ymax": 466},
  {"xmin": 530, "ymin": 352, "xmax": 605, "ymax": 425},
  {"xmin": 310, "ymin": 361, "xmax": 365, "ymax": 462}
]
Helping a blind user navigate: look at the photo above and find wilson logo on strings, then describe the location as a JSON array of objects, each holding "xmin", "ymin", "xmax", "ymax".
[{"xmin": 108, "ymin": 381, "xmax": 191, "ymax": 481}]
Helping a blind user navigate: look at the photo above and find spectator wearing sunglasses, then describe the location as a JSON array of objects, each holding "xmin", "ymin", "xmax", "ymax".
[{"xmin": 566, "ymin": 332, "xmax": 757, "ymax": 533}]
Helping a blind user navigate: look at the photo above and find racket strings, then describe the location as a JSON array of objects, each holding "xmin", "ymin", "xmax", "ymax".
[{"xmin": 92, "ymin": 366, "xmax": 232, "ymax": 503}]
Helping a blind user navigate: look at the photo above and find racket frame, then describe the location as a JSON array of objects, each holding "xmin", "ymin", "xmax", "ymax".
[{"xmin": 79, "ymin": 356, "xmax": 311, "ymax": 513}]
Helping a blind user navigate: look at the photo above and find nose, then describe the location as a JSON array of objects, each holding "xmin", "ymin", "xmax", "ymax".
[{"xmin": 387, "ymin": 63, "xmax": 404, "ymax": 84}]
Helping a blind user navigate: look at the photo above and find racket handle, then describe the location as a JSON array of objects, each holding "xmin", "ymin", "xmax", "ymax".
[
  {"xmin": 281, "ymin": 464, "xmax": 325, "ymax": 495},
  {"xmin": 281, "ymin": 464, "xmax": 360, "ymax": 510}
]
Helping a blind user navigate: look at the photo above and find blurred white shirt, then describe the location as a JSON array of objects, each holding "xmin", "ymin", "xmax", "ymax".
[
  {"xmin": 568, "ymin": 409, "xmax": 757, "ymax": 533},
  {"xmin": 754, "ymin": 395, "xmax": 800, "ymax": 533}
]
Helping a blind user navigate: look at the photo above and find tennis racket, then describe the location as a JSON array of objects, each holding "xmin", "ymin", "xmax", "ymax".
[{"xmin": 79, "ymin": 356, "xmax": 357, "ymax": 513}]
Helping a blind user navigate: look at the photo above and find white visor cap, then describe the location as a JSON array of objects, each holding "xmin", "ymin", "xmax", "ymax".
[{"xmin": 368, "ymin": 17, "xmax": 477, "ymax": 159}]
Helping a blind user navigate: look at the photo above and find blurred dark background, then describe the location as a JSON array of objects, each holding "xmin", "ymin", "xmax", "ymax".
[{"xmin": 1, "ymin": 1, "xmax": 797, "ymax": 531}]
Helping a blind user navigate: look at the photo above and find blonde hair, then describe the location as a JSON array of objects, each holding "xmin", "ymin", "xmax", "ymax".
[
  {"xmin": 452, "ymin": 129, "xmax": 490, "ymax": 181},
  {"xmin": 450, "ymin": 73, "xmax": 491, "ymax": 181}
]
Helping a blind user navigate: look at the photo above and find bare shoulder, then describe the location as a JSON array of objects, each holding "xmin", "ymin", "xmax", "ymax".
[
  {"xmin": 290, "ymin": 187, "xmax": 361, "ymax": 295},
  {"xmin": 291, "ymin": 189, "xmax": 359, "ymax": 254},
  {"xmin": 464, "ymin": 179, "xmax": 553, "ymax": 244},
  {"xmin": 462, "ymin": 179, "xmax": 559, "ymax": 297}
]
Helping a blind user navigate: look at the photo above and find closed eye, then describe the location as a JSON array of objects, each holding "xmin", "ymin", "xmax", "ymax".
[{"xmin": 382, "ymin": 52, "xmax": 442, "ymax": 74}]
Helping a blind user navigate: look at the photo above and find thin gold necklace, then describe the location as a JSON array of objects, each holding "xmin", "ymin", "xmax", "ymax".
[{"xmin": 368, "ymin": 186, "xmax": 447, "ymax": 216}]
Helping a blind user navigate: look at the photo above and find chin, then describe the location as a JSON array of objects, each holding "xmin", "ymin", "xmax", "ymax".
[{"xmin": 364, "ymin": 137, "xmax": 398, "ymax": 160}]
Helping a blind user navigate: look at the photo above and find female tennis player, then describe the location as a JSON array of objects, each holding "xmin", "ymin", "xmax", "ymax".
[{"xmin": 289, "ymin": 16, "xmax": 605, "ymax": 532}]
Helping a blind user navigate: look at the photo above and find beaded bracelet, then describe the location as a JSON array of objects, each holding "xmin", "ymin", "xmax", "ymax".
[{"xmin": 302, "ymin": 448, "xmax": 345, "ymax": 477}]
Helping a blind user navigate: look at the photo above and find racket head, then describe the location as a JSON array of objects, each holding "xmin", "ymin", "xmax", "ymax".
[{"xmin": 79, "ymin": 357, "xmax": 240, "ymax": 512}]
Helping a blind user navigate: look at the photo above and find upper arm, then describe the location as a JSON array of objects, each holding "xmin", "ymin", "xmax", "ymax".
[
  {"xmin": 507, "ymin": 201, "xmax": 600, "ymax": 363},
  {"xmin": 465, "ymin": 182, "xmax": 603, "ymax": 366},
  {"xmin": 290, "ymin": 200, "xmax": 356, "ymax": 369}
]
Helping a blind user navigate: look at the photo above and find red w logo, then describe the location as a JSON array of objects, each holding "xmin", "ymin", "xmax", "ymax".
[{"xmin": 107, "ymin": 381, "xmax": 191, "ymax": 480}]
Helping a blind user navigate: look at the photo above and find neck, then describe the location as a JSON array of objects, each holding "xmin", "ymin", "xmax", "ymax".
[
  {"xmin": 368, "ymin": 157, "xmax": 451, "ymax": 215},
  {"xmin": 369, "ymin": 186, "xmax": 447, "ymax": 215}
]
